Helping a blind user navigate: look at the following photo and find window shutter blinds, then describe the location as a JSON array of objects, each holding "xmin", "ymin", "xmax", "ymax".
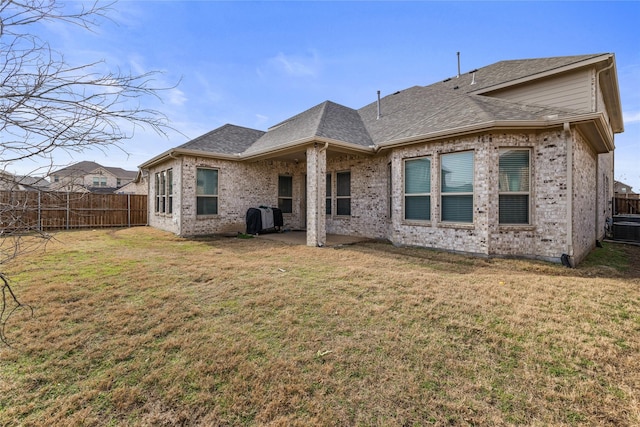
[{"xmin": 441, "ymin": 152, "xmax": 474, "ymax": 222}]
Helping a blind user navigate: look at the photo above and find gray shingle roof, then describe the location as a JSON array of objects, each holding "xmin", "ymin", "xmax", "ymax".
[
  {"xmin": 243, "ymin": 101, "xmax": 372, "ymax": 155},
  {"xmin": 179, "ymin": 124, "xmax": 265, "ymax": 155},
  {"xmin": 52, "ymin": 161, "xmax": 137, "ymax": 179},
  {"xmin": 53, "ymin": 161, "xmax": 103, "ymax": 176},
  {"xmin": 168, "ymin": 53, "xmax": 611, "ymax": 158},
  {"xmin": 358, "ymin": 85, "xmax": 573, "ymax": 145},
  {"xmin": 439, "ymin": 54, "xmax": 608, "ymax": 94}
]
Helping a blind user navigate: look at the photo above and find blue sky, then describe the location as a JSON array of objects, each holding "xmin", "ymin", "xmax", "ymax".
[{"xmin": 10, "ymin": 1, "xmax": 640, "ymax": 191}]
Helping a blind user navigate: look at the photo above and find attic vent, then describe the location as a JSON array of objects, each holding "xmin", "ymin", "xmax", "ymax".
[{"xmin": 443, "ymin": 78, "xmax": 452, "ymax": 82}]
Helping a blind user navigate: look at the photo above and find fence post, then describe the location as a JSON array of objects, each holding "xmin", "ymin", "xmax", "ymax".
[
  {"xmin": 66, "ymin": 192, "xmax": 70, "ymax": 230},
  {"xmin": 127, "ymin": 193, "xmax": 131, "ymax": 228},
  {"xmin": 37, "ymin": 190, "xmax": 42, "ymax": 231}
]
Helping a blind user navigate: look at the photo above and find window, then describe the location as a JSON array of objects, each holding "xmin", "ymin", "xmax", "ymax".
[
  {"xmin": 167, "ymin": 169, "xmax": 173, "ymax": 214},
  {"xmin": 93, "ymin": 176, "xmax": 107, "ymax": 187},
  {"xmin": 278, "ymin": 175, "xmax": 293, "ymax": 213},
  {"xmin": 326, "ymin": 173, "xmax": 332, "ymax": 215},
  {"xmin": 196, "ymin": 168, "xmax": 218, "ymax": 215},
  {"xmin": 117, "ymin": 178, "xmax": 122, "ymax": 187},
  {"xmin": 441, "ymin": 151, "xmax": 474, "ymax": 223},
  {"xmin": 336, "ymin": 171, "xmax": 351, "ymax": 216},
  {"xmin": 499, "ymin": 149, "xmax": 530, "ymax": 224},
  {"xmin": 155, "ymin": 170, "xmax": 170, "ymax": 213},
  {"xmin": 404, "ymin": 157, "xmax": 431, "ymax": 221},
  {"xmin": 54, "ymin": 175, "xmax": 60, "ymax": 183}
]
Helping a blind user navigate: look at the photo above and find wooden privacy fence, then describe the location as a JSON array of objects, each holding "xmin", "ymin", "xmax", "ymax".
[
  {"xmin": 614, "ymin": 197, "xmax": 640, "ymax": 215},
  {"xmin": 0, "ymin": 191, "xmax": 147, "ymax": 231}
]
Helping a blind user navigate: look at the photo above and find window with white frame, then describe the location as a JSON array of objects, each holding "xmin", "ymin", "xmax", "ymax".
[
  {"xmin": 440, "ymin": 151, "xmax": 474, "ymax": 223},
  {"xmin": 278, "ymin": 175, "xmax": 293, "ymax": 213},
  {"xmin": 155, "ymin": 169, "xmax": 173, "ymax": 214},
  {"xmin": 166, "ymin": 169, "xmax": 173, "ymax": 214},
  {"xmin": 404, "ymin": 157, "xmax": 431, "ymax": 221},
  {"xmin": 336, "ymin": 171, "xmax": 351, "ymax": 216},
  {"xmin": 196, "ymin": 168, "xmax": 218, "ymax": 215},
  {"xmin": 499, "ymin": 149, "xmax": 530, "ymax": 224},
  {"xmin": 93, "ymin": 176, "xmax": 107, "ymax": 187},
  {"xmin": 326, "ymin": 173, "xmax": 332, "ymax": 215}
]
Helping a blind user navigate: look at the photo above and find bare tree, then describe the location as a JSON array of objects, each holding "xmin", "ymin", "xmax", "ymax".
[{"xmin": 0, "ymin": 0, "xmax": 176, "ymax": 345}]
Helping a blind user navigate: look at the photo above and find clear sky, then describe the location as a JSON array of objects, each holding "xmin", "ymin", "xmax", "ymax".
[{"xmin": 9, "ymin": 0, "xmax": 640, "ymax": 191}]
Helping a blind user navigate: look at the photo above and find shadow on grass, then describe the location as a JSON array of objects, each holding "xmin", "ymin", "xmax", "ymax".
[
  {"xmin": 189, "ymin": 233, "xmax": 640, "ymax": 280},
  {"xmin": 352, "ymin": 240, "xmax": 640, "ymax": 280}
]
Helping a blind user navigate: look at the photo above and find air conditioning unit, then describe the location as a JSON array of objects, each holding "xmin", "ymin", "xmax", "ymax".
[{"xmin": 613, "ymin": 222, "xmax": 640, "ymax": 243}]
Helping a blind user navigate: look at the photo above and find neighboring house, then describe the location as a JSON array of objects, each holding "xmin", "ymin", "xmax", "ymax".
[
  {"xmin": 614, "ymin": 180, "xmax": 638, "ymax": 198},
  {"xmin": 48, "ymin": 161, "xmax": 137, "ymax": 193},
  {"xmin": 0, "ymin": 171, "xmax": 50, "ymax": 191},
  {"xmin": 116, "ymin": 170, "xmax": 149, "ymax": 195},
  {"xmin": 140, "ymin": 53, "xmax": 624, "ymax": 266}
]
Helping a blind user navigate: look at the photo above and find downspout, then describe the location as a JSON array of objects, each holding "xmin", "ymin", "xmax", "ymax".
[
  {"xmin": 595, "ymin": 60, "xmax": 615, "ymax": 232},
  {"xmin": 595, "ymin": 61, "xmax": 614, "ymax": 112},
  {"xmin": 595, "ymin": 154, "xmax": 600, "ymax": 244},
  {"xmin": 563, "ymin": 122, "xmax": 574, "ymax": 266}
]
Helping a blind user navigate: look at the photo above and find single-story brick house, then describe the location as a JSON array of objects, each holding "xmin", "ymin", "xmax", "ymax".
[{"xmin": 140, "ymin": 53, "xmax": 623, "ymax": 266}]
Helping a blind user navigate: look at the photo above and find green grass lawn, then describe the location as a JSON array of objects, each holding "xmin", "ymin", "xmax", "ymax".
[{"xmin": 1, "ymin": 228, "xmax": 639, "ymax": 426}]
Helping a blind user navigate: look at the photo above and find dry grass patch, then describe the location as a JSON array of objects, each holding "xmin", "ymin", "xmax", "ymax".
[{"xmin": 1, "ymin": 228, "xmax": 639, "ymax": 426}]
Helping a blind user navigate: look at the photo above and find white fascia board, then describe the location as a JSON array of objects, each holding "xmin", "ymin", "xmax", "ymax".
[
  {"xmin": 139, "ymin": 148, "xmax": 241, "ymax": 169},
  {"xmin": 239, "ymin": 136, "xmax": 374, "ymax": 161},
  {"xmin": 375, "ymin": 113, "xmax": 611, "ymax": 152}
]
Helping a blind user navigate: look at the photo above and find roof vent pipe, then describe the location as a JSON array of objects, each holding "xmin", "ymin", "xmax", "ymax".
[
  {"xmin": 470, "ymin": 72, "xmax": 476, "ymax": 85},
  {"xmin": 377, "ymin": 90, "xmax": 381, "ymax": 120},
  {"xmin": 457, "ymin": 52, "xmax": 461, "ymax": 78}
]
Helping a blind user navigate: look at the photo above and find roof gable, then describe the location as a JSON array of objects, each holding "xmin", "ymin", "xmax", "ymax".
[
  {"xmin": 441, "ymin": 54, "xmax": 608, "ymax": 94},
  {"xmin": 52, "ymin": 161, "xmax": 103, "ymax": 176},
  {"xmin": 244, "ymin": 101, "xmax": 372, "ymax": 156},
  {"xmin": 90, "ymin": 166, "xmax": 138, "ymax": 179},
  {"xmin": 51, "ymin": 161, "xmax": 137, "ymax": 178},
  {"xmin": 179, "ymin": 124, "xmax": 265, "ymax": 155}
]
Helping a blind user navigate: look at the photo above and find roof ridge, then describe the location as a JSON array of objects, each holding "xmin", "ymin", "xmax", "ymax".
[{"xmin": 314, "ymin": 101, "xmax": 332, "ymax": 137}]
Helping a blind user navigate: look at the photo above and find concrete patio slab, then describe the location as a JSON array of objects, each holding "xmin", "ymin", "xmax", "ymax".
[{"xmin": 256, "ymin": 230, "xmax": 370, "ymax": 247}]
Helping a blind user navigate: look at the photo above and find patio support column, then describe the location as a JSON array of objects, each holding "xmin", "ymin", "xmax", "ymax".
[{"xmin": 306, "ymin": 144, "xmax": 327, "ymax": 247}]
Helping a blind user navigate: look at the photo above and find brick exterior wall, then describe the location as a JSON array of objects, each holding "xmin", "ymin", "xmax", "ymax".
[
  {"xmin": 571, "ymin": 129, "xmax": 598, "ymax": 264},
  {"xmin": 148, "ymin": 156, "xmax": 308, "ymax": 236},
  {"xmin": 387, "ymin": 131, "xmax": 569, "ymax": 260},
  {"xmin": 325, "ymin": 154, "xmax": 389, "ymax": 239},
  {"xmin": 147, "ymin": 127, "xmax": 611, "ymax": 264}
]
